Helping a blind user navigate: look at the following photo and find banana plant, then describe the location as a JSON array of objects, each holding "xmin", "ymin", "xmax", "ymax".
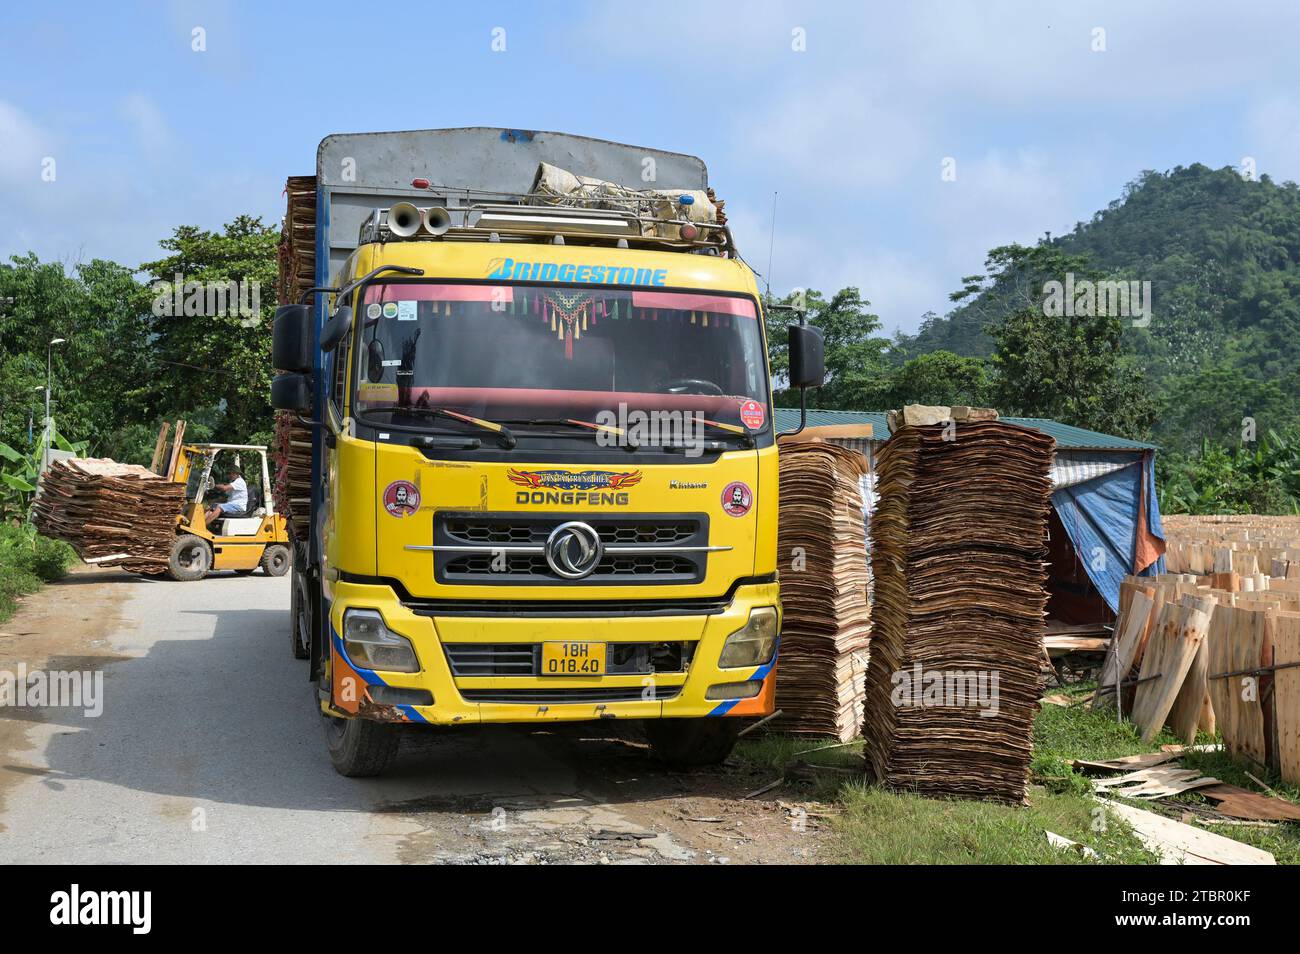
[{"xmin": 0, "ymin": 429, "xmax": 88, "ymax": 522}]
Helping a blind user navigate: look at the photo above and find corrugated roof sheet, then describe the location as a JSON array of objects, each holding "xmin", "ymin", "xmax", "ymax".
[{"xmin": 771, "ymin": 407, "xmax": 1157, "ymax": 451}]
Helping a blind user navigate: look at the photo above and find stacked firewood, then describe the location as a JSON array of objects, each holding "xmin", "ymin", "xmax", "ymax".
[
  {"xmin": 773, "ymin": 440, "xmax": 872, "ymax": 741},
  {"xmin": 272, "ymin": 411, "xmax": 312, "ymax": 543},
  {"xmin": 862, "ymin": 409, "xmax": 1054, "ymax": 803},
  {"xmin": 33, "ymin": 458, "xmax": 185, "ymax": 575},
  {"xmin": 277, "ymin": 175, "xmax": 317, "ymax": 304},
  {"xmin": 274, "ymin": 175, "xmax": 317, "ymax": 544}
]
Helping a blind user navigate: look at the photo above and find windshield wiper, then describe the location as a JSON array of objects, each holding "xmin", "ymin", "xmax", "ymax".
[
  {"xmin": 360, "ymin": 406, "xmax": 517, "ymax": 448},
  {"xmin": 699, "ymin": 418, "xmax": 756, "ymax": 447}
]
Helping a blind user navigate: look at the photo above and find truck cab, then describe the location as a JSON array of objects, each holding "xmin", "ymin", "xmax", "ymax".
[{"xmin": 272, "ymin": 129, "xmax": 822, "ymax": 775}]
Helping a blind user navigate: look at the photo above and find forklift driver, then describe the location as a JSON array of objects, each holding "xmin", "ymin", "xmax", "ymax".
[{"xmin": 204, "ymin": 465, "xmax": 248, "ymax": 527}]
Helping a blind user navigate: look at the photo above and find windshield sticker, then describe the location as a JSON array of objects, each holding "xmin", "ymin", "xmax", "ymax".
[
  {"xmin": 488, "ymin": 258, "xmax": 667, "ymax": 287},
  {"xmin": 366, "ymin": 303, "xmax": 383, "ymax": 321},
  {"xmin": 508, "ymin": 468, "xmax": 642, "ymax": 491},
  {"xmin": 397, "ymin": 300, "xmax": 417, "ymax": 321},
  {"xmin": 358, "ymin": 382, "xmax": 398, "ymax": 403},
  {"xmin": 382, "ymin": 302, "xmax": 398, "ymax": 319},
  {"xmin": 721, "ymin": 481, "xmax": 753, "ymax": 517},
  {"xmin": 739, "ymin": 400, "xmax": 765, "ymax": 429},
  {"xmin": 383, "ymin": 480, "xmax": 421, "ymax": 517}
]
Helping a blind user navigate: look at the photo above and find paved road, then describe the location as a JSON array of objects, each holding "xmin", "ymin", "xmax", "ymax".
[{"xmin": 0, "ymin": 570, "xmax": 812, "ymax": 864}]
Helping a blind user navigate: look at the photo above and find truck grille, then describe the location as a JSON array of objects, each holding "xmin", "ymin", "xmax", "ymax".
[
  {"xmin": 431, "ymin": 511, "xmax": 711, "ymax": 586},
  {"xmin": 442, "ymin": 552, "xmax": 697, "ymax": 579},
  {"xmin": 459, "ymin": 686, "xmax": 681, "ymax": 704},
  {"xmin": 444, "ymin": 517, "xmax": 697, "ymax": 547},
  {"xmin": 444, "ymin": 641, "xmax": 694, "ymax": 676}
]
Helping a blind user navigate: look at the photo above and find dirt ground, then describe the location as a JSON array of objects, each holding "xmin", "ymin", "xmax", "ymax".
[{"xmin": 0, "ymin": 567, "xmax": 828, "ymax": 864}]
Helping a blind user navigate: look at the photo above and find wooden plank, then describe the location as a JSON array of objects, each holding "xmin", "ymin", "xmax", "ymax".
[
  {"xmin": 164, "ymin": 419, "xmax": 186, "ymax": 481},
  {"xmin": 1199, "ymin": 783, "xmax": 1300, "ymax": 821},
  {"xmin": 1208, "ymin": 605, "xmax": 1269, "ymax": 766},
  {"xmin": 1131, "ymin": 600, "xmax": 1212, "ymax": 743},
  {"xmin": 1101, "ymin": 799, "xmax": 1275, "ymax": 865},
  {"xmin": 1044, "ymin": 635, "xmax": 1109, "ymax": 654},
  {"xmin": 1095, "ymin": 589, "xmax": 1155, "ymax": 710},
  {"xmin": 1092, "ymin": 766, "xmax": 1221, "ymax": 799},
  {"xmin": 1167, "ymin": 595, "xmax": 1218, "ymax": 744},
  {"xmin": 776, "ymin": 422, "xmax": 873, "ymax": 442},
  {"xmin": 1073, "ymin": 751, "xmax": 1182, "ymax": 773},
  {"xmin": 148, "ymin": 421, "xmax": 170, "ymax": 475},
  {"xmin": 1276, "ymin": 613, "xmax": 1300, "ymax": 787}
]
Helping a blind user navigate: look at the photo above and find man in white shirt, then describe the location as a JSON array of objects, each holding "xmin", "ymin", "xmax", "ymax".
[{"xmin": 205, "ymin": 465, "xmax": 249, "ymax": 527}]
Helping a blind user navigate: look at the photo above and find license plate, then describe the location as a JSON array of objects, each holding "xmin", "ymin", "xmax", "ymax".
[{"xmin": 540, "ymin": 641, "xmax": 606, "ymax": 676}]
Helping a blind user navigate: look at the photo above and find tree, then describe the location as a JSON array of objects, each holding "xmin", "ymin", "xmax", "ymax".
[
  {"xmin": 0, "ymin": 254, "xmax": 156, "ymax": 454},
  {"xmin": 765, "ymin": 287, "xmax": 891, "ymax": 410},
  {"xmin": 140, "ymin": 215, "xmax": 278, "ymax": 443},
  {"xmin": 880, "ymin": 350, "xmax": 992, "ymax": 409},
  {"xmin": 952, "ymin": 243, "xmax": 1159, "ymax": 439}
]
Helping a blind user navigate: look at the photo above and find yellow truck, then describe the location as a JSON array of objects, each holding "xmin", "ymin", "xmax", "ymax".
[{"xmin": 271, "ymin": 129, "xmax": 823, "ymax": 775}]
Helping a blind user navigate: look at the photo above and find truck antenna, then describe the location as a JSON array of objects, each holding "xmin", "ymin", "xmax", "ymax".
[{"xmin": 766, "ymin": 191, "xmax": 778, "ymax": 299}]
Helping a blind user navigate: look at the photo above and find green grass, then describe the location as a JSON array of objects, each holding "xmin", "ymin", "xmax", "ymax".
[
  {"xmin": 0, "ymin": 523, "xmax": 75, "ymax": 622},
  {"xmin": 828, "ymin": 783, "xmax": 1155, "ymax": 864},
  {"xmin": 734, "ymin": 681, "xmax": 1300, "ymax": 864}
]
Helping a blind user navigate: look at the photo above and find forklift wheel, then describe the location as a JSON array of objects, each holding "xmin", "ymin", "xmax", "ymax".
[
  {"xmin": 261, "ymin": 544, "xmax": 291, "ymax": 577},
  {"xmin": 167, "ymin": 534, "xmax": 212, "ymax": 581}
]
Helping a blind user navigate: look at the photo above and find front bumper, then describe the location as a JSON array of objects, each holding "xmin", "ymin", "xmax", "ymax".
[{"xmin": 325, "ymin": 579, "xmax": 780, "ymax": 725}]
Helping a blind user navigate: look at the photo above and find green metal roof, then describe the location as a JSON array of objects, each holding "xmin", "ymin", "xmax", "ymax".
[{"xmin": 771, "ymin": 408, "xmax": 1157, "ymax": 451}]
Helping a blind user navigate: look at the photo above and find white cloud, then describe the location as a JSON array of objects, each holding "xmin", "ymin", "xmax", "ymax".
[
  {"xmin": 0, "ymin": 100, "xmax": 54, "ymax": 184},
  {"xmin": 121, "ymin": 93, "xmax": 176, "ymax": 157}
]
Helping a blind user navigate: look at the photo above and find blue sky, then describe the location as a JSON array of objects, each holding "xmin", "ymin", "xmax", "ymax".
[{"xmin": 3, "ymin": 0, "xmax": 1299, "ymax": 335}]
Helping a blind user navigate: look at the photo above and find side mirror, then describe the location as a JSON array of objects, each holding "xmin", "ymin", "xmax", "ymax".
[
  {"xmin": 271, "ymin": 373, "xmax": 312, "ymax": 413},
  {"xmin": 321, "ymin": 305, "xmax": 353, "ymax": 352},
  {"xmin": 788, "ymin": 324, "xmax": 825, "ymax": 389},
  {"xmin": 273, "ymin": 304, "xmax": 313, "ymax": 373}
]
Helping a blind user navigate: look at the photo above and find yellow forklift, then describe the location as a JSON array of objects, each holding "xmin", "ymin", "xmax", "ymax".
[{"xmin": 166, "ymin": 441, "xmax": 291, "ymax": 581}]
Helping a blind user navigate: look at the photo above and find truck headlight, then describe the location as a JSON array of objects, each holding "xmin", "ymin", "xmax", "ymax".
[
  {"xmin": 342, "ymin": 609, "xmax": 419, "ymax": 673},
  {"xmin": 718, "ymin": 606, "xmax": 778, "ymax": 669}
]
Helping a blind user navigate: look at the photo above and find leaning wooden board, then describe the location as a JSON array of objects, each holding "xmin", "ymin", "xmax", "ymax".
[
  {"xmin": 1276, "ymin": 612, "xmax": 1300, "ymax": 787},
  {"xmin": 1130, "ymin": 599, "xmax": 1212, "ymax": 743},
  {"xmin": 1207, "ymin": 604, "xmax": 1269, "ymax": 766}
]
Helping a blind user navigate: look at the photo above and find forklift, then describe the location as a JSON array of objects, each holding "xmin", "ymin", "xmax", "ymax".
[{"xmin": 165, "ymin": 440, "xmax": 291, "ymax": 581}]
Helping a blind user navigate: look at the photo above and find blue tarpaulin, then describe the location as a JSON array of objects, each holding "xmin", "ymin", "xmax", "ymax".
[{"xmin": 1051, "ymin": 451, "xmax": 1165, "ymax": 613}]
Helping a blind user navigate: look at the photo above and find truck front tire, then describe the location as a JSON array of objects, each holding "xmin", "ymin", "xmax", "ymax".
[
  {"xmin": 645, "ymin": 719, "xmax": 741, "ymax": 768},
  {"xmin": 323, "ymin": 712, "xmax": 400, "ymax": 777}
]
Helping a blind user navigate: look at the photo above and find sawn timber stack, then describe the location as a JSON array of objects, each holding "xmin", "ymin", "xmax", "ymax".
[
  {"xmin": 32, "ymin": 458, "xmax": 185, "ymax": 575},
  {"xmin": 273, "ymin": 175, "xmax": 317, "ymax": 543},
  {"xmin": 773, "ymin": 440, "xmax": 872, "ymax": 741},
  {"xmin": 862, "ymin": 416, "xmax": 1054, "ymax": 804}
]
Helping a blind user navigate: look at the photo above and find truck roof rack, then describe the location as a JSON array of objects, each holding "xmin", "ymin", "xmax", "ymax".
[
  {"xmin": 315, "ymin": 128, "xmax": 733, "ymax": 278},
  {"xmin": 356, "ymin": 188, "xmax": 734, "ymax": 255}
]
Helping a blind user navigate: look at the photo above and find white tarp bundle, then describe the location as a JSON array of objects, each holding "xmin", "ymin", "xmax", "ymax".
[{"xmin": 530, "ymin": 162, "xmax": 717, "ymax": 239}]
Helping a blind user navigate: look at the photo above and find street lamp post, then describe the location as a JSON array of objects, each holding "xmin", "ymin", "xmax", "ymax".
[{"xmin": 43, "ymin": 337, "xmax": 66, "ymax": 468}]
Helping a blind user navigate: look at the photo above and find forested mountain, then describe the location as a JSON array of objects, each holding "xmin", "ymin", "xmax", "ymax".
[{"xmin": 895, "ymin": 165, "xmax": 1300, "ymax": 452}]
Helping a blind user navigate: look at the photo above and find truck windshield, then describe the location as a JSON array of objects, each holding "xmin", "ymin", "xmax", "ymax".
[{"xmin": 352, "ymin": 282, "xmax": 770, "ymax": 434}]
